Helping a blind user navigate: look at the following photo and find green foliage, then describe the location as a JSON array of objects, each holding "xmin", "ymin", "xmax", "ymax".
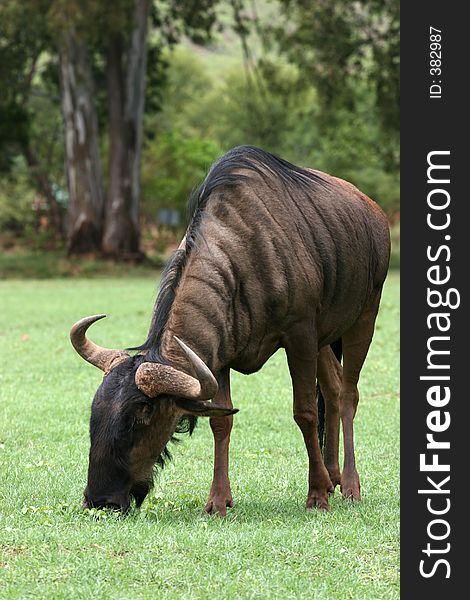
[
  {"xmin": 205, "ymin": 59, "xmax": 319, "ymax": 159},
  {"xmin": 0, "ymin": 274, "xmax": 399, "ymax": 597},
  {"xmin": 153, "ymin": 0, "xmax": 221, "ymax": 46},
  {"xmin": 304, "ymin": 94, "xmax": 400, "ymax": 215},
  {"xmin": 1, "ymin": 0, "xmax": 399, "ymax": 251},
  {"xmin": 0, "ymin": 103, "xmax": 30, "ymax": 172},
  {"xmin": 273, "ymin": 0, "xmax": 400, "ymax": 158},
  {"xmin": 150, "ymin": 48, "xmax": 321, "ymax": 160},
  {"xmin": 148, "ymin": 47, "xmax": 214, "ymax": 137},
  {"xmin": 147, "ymin": 46, "xmax": 399, "ymax": 216},
  {"xmin": 27, "ymin": 81, "xmax": 66, "ymax": 187},
  {"xmin": 0, "ymin": 0, "xmax": 51, "ymax": 171},
  {"xmin": 141, "ymin": 131, "xmax": 222, "ymax": 216},
  {"xmin": 0, "ymin": 161, "xmax": 37, "ymax": 233}
]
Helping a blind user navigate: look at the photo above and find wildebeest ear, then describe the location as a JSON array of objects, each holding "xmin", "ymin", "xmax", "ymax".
[{"xmin": 175, "ymin": 398, "xmax": 239, "ymax": 418}]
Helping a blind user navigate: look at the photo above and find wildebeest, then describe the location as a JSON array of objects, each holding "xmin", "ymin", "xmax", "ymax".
[{"xmin": 71, "ymin": 145, "xmax": 390, "ymax": 515}]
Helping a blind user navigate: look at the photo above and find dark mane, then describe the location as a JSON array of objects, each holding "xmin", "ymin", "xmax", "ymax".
[
  {"xmin": 187, "ymin": 144, "xmax": 327, "ymax": 223},
  {"xmin": 134, "ymin": 145, "xmax": 328, "ymax": 361},
  {"xmin": 130, "ymin": 247, "xmax": 188, "ymax": 362}
]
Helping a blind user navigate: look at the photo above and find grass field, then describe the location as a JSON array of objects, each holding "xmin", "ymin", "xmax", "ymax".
[{"xmin": 0, "ymin": 273, "xmax": 399, "ymax": 599}]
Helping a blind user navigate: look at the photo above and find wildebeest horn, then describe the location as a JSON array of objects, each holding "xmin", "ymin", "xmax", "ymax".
[
  {"xmin": 135, "ymin": 337, "xmax": 218, "ymax": 401},
  {"xmin": 70, "ymin": 314, "xmax": 130, "ymax": 374},
  {"xmin": 173, "ymin": 336, "xmax": 218, "ymax": 398}
]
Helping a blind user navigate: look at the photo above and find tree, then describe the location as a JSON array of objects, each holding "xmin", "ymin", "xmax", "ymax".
[
  {"xmin": 100, "ymin": 0, "xmax": 226, "ymax": 258},
  {"xmin": 59, "ymin": 25, "xmax": 105, "ymax": 254},
  {"xmin": 62, "ymin": 0, "xmax": 222, "ymax": 259},
  {"xmin": 1, "ymin": 0, "xmax": 236, "ymax": 257},
  {"xmin": 102, "ymin": 0, "xmax": 150, "ymax": 259},
  {"xmin": 268, "ymin": 0, "xmax": 400, "ymax": 170}
]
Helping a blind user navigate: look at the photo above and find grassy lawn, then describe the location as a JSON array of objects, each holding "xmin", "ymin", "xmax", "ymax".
[{"xmin": 0, "ymin": 273, "xmax": 399, "ymax": 599}]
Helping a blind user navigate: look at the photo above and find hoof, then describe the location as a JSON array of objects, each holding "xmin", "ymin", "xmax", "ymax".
[
  {"xmin": 341, "ymin": 487, "xmax": 361, "ymax": 501},
  {"xmin": 306, "ymin": 492, "xmax": 330, "ymax": 511},
  {"xmin": 341, "ymin": 468, "xmax": 361, "ymax": 501},
  {"xmin": 340, "ymin": 478, "xmax": 361, "ymax": 501},
  {"xmin": 204, "ymin": 496, "xmax": 233, "ymax": 517}
]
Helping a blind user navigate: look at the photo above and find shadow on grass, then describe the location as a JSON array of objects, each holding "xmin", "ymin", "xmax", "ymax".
[
  {"xmin": 116, "ymin": 490, "xmax": 372, "ymax": 528},
  {"xmin": 46, "ymin": 484, "xmax": 395, "ymax": 538}
]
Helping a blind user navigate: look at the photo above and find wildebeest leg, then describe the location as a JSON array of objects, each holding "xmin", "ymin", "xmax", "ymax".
[
  {"xmin": 204, "ymin": 367, "xmax": 234, "ymax": 516},
  {"xmin": 286, "ymin": 342, "xmax": 334, "ymax": 510},
  {"xmin": 317, "ymin": 346, "xmax": 342, "ymax": 490},
  {"xmin": 340, "ymin": 289, "xmax": 382, "ymax": 501}
]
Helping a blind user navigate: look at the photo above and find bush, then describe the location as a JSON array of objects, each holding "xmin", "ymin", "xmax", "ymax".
[
  {"xmin": 150, "ymin": 48, "xmax": 399, "ymax": 217},
  {"xmin": 0, "ymin": 161, "xmax": 37, "ymax": 236},
  {"xmin": 197, "ymin": 58, "xmax": 320, "ymax": 161},
  {"xmin": 141, "ymin": 131, "xmax": 222, "ymax": 218}
]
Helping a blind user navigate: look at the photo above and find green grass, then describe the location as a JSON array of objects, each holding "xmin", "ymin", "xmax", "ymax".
[{"xmin": 0, "ymin": 273, "xmax": 399, "ymax": 599}]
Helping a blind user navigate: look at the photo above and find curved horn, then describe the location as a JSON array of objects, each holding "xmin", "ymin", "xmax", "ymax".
[
  {"xmin": 135, "ymin": 362, "xmax": 202, "ymax": 399},
  {"xmin": 135, "ymin": 337, "xmax": 218, "ymax": 401},
  {"xmin": 70, "ymin": 314, "xmax": 130, "ymax": 373},
  {"xmin": 173, "ymin": 336, "xmax": 218, "ymax": 400}
]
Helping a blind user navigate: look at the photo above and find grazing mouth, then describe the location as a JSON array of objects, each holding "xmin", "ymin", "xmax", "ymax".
[
  {"xmin": 83, "ymin": 484, "xmax": 151, "ymax": 512},
  {"xmin": 82, "ymin": 492, "xmax": 131, "ymax": 513}
]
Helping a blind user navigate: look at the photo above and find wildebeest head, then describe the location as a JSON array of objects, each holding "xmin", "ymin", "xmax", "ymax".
[{"xmin": 70, "ymin": 315, "xmax": 236, "ymax": 512}]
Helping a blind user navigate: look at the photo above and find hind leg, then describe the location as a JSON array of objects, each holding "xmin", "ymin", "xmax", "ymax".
[
  {"xmin": 340, "ymin": 288, "xmax": 383, "ymax": 500},
  {"xmin": 286, "ymin": 332, "xmax": 333, "ymax": 510},
  {"xmin": 317, "ymin": 346, "xmax": 342, "ymax": 490}
]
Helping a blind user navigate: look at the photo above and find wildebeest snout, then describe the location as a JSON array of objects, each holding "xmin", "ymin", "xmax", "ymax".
[{"xmin": 83, "ymin": 488, "xmax": 131, "ymax": 513}]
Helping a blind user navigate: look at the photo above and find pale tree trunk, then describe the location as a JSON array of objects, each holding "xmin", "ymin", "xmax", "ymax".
[
  {"xmin": 60, "ymin": 28, "xmax": 104, "ymax": 255},
  {"xmin": 102, "ymin": 0, "xmax": 149, "ymax": 260}
]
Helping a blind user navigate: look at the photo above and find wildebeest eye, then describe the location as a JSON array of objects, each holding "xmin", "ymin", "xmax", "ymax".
[{"xmin": 134, "ymin": 402, "xmax": 154, "ymax": 426}]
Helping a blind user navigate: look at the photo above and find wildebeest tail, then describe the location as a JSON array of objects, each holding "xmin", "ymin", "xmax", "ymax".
[{"xmin": 317, "ymin": 338, "xmax": 343, "ymax": 454}]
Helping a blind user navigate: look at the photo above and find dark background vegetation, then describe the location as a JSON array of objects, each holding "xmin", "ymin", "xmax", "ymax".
[{"xmin": 0, "ymin": 0, "xmax": 399, "ymax": 277}]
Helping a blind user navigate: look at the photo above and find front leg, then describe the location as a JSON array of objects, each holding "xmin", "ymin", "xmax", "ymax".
[{"xmin": 204, "ymin": 367, "xmax": 234, "ymax": 516}]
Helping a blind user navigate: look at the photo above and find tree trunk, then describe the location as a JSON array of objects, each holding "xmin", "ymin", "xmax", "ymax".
[
  {"xmin": 102, "ymin": 0, "xmax": 149, "ymax": 260},
  {"xmin": 60, "ymin": 28, "xmax": 104, "ymax": 255}
]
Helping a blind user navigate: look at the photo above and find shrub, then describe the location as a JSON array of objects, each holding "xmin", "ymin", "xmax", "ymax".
[
  {"xmin": 141, "ymin": 131, "xmax": 222, "ymax": 218},
  {"xmin": 0, "ymin": 162, "xmax": 37, "ymax": 236}
]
